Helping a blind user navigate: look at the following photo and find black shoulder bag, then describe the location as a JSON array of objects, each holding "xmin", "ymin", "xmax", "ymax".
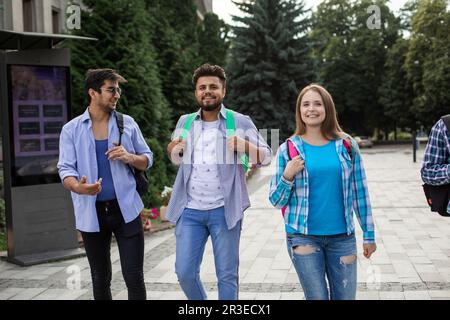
[
  {"xmin": 422, "ymin": 115, "xmax": 450, "ymax": 217},
  {"xmin": 115, "ymin": 112, "xmax": 149, "ymax": 197}
]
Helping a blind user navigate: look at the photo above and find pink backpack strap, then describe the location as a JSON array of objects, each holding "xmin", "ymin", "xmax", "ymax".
[
  {"xmin": 287, "ymin": 139, "xmax": 299, "ymax": 160},
  {"xmin": 282, "ymin": 140, "xmax": 299, "ymax": 218},
  {"xmin": 343, "ymin": 138, "xmax": 352, "ymax": 158}
]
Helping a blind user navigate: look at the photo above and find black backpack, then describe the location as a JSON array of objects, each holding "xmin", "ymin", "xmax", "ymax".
[
  {"xmin": 422, "ymin": 115, "xmax": 450, "ymax": 217},
  {"xmin": 115, "ymin": 112, "xmax": 149, "ymax": 197}
]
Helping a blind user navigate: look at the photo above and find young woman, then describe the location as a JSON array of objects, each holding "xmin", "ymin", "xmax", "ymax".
[{"xmin": 269, "ymin": 84, "xmax": 376, "ymax": 300}]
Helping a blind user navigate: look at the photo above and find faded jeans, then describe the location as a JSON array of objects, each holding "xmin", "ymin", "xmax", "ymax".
[
  {"xmin": 286, "ymin": 233, "xmax": 357, "ymax": 300},
  {"xmin": 175, "ymin": 206, "xmax": 241, "ymax": 300}
]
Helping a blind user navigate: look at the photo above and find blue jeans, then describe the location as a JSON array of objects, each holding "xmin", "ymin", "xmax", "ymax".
[
  {"xmin": 286, "ymin": 233, "xmax": 357, "ymax": 300},
  {"xmin": 175, "ymin": 206, "xmax": 241, "ymax": 300}
]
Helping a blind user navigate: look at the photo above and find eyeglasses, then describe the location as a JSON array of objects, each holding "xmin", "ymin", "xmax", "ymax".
[{"xmin": 101, "ymin": 87, "xmax": 122, "ymax": 95}]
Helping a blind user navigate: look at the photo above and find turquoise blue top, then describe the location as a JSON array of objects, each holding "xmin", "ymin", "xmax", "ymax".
[
  {"xmin": 285, "ymin": 140, "xmax": 347, "ymax": 235},
  {"xmin": 95, "ymin": 139, "xmax": 116, "ymax": 201}
]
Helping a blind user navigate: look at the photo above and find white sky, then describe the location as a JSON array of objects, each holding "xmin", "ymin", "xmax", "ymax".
[{"xmin": 212, "ymin": 0, "xmax": 410, "ymax": 25}]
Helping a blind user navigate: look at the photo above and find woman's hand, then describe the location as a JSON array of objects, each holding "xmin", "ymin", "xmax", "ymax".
[
  {"xmin": 363, "ymin": 243, "xmax": 377, "ymax": 259},
  {"xmin": 283, "ymin": 156, "xmax": 305, "ymax": 181}
]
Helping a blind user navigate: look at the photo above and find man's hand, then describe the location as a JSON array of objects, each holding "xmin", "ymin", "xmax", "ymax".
[
  {"xmin": 363, "ymin": 243, "xmax": 377, "ymax": 259},
  {"xmin": 74, "ymin": 176, "xmax": 102, "ymax": 195},
  {"xmin": 227, "ymin": 136, "xmax": 247, "ymax": 153},
  {"xmin": 227, "ymin": 136, "xmax": 267, "ymax": 164},
  {"xmin": 167, "ymin": 138, "xmax": 186, "ymax": 162},
  {"xmin": 283, "ymin": 156, "xmax": 305, "ymax": 181},
  {"xmin": 106, "ymin": 142, "xmax": 134, "ymax": 164}
]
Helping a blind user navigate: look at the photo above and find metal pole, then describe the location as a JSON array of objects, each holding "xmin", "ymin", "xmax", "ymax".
[{"xmin": 413, "ymin": 130, "xmax": 417, "ymax": 163}]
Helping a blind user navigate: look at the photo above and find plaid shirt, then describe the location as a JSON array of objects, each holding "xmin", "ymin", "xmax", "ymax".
[
  {"xmin": 269, "ymin": 135, "xmax": 375, "ymax": 244},
  {"xmin": 421, "ymin": 118, "xmax": 450, "ymax": 213}
]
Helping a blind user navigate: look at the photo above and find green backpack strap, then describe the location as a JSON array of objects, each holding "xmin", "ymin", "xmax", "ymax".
[
  {"xmin": 179, "ymin": 112, "xmax": 197, "ymax": 140},
  {"xmin": 225, "ymin": 108, "xmax": 250, "ymax": 173},
  {"xmin": 179, "ymin": 109, "xmax": 250, "ymax": 172}
]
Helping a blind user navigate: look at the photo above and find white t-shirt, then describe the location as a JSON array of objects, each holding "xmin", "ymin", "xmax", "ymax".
[{"xmin": 186, "ymin": 120, "xmax": 225, "ymax": 210}]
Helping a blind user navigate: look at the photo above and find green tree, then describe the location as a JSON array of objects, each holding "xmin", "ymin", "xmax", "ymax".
[
  {"xmin": 146, "ymin": 0, "xmax": 201, "ymax": 121},
  {"xmin": 351, "ymin": 0, "xmax": 401, "ymax": 138},
  {"xmin": 227, "ymin": 0, "xmax": 315, "ymax": 141},
  {"xmin": 399, "ymin": 0, "xmax": 420, "ymax": 31},
  {"xmin": 311, "ymin": 0, "xmax": 401, "ymax": 138},
  {"xmin": 405, "ymin": 0, "xmax": 450, "ymax": 129},
  {"xmin": 378, "ymin": 38, "xmax": 416, "ymax": 136},
  {"xmin": 198, "ymin": 12, "xmax": 231, "ymax": 66},
  {"xmin": 65, "ymin": 0, "xmax": 173, "ymax": 207},
  {"xmin": 310, "ymin": 0, "xmax": 357, "ymax": 132}
]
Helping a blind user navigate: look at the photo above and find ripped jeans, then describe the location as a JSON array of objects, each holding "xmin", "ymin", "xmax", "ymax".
[{"xmin": 286, "ymin": 233, "xmax": 357, "ymax": 300}]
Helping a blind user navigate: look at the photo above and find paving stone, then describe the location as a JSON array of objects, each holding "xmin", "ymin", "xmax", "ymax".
[
  {"xmin": 379, "ymin": 291, "xmax": 405, "ymax": 300},
  {"xmin": 32, "ymin": 288, "xmax": 87, "ymax": 300},
  {"xmin": 9, "ymin": 288, "xmax": 47, "ymax": 300},
  {"xmin": 428, "ymin": 290, "xmax": 450, "ymax": 299},
  {"xmin": 404, "ymin": 290, "xmax": 431, "ymax": 300},
  {"xmin": 255, "ymin": 292, "xmax": 282, "ymax": 300},
  {"xmin": 356, "ymin": 291, "xmax": 380, "ymax": 300},
  {"xmin": 418, "ymin": 273, "xmax": 445, "ymax": 282},
  {"xmin": 0, "ymin": 288, "xmax": 24, "ymax": 300},
  {"xmin": 410, "ymin": 257, "xmax": 433, "ymax": 264}
]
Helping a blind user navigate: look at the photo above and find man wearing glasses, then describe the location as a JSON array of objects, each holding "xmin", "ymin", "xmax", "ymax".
[{"xmin": 57, "ymin": 69, "xmax": 152, "ymax": 300}]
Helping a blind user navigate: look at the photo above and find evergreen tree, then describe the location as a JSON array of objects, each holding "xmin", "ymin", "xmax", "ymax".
[
  {"xmin": 405, "ymin": 0, "xmax": 450, "ymax": 129},
  {"xmin": 198, "ymin": 12, "xmax": 231, "ymax": 66},
  {"xmin": 227, "ymin": 0, "xmax": 314, "ymax": 141},
  {"xmin": 65, "ymin": 0, "xmax": 173, "ymax": 207},
  {"xmin": 146, "ymin": 0, "xmax": 201, "ymax": 122}
]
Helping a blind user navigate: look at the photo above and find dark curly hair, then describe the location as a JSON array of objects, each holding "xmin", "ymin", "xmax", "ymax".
[{"xmin": 192, "ymin": 64, "xmax": 227, "ymax": 88}]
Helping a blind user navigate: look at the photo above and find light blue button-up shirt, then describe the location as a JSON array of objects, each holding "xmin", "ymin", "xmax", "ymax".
[
  {"xmin": 166, "ymin": 105, "xmax": 272, "ymax": 230},
  {"xmin": 57, "ymin": 108, "xmax": 153, "ymax": 232},
  {"xmin": 269, "ymin": 135, "xmax": 375, "ymax": 244}
]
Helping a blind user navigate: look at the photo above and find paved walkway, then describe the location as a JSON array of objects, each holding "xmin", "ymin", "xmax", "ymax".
[{"xmin": 2, "ymin": 144, "xmax": 450, "ymax": 300}]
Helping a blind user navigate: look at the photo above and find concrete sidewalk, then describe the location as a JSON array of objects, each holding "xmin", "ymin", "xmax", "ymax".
[{"xmin": 2, "ymin": 144, "xmax": 450, "ymax": 300}]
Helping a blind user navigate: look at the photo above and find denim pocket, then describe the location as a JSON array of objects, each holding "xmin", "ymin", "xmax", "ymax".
[
  {"xmin": 175, "ymin": 218, "xmax": 182, "ymax": 237},
  {"xmin": 175, "ymin": 210, "xmax": 187, "ymax": 237}
]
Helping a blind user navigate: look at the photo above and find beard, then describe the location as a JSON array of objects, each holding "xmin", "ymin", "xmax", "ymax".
[
  {"xmin": 202, "ymin": 103, "xmax": 221, "ymax": 112},
  {"xmin": 99, "ymin": 100, "xmax": 117, "ymax": 113},
  {"xmin": 197, "ymin": 96, "xmax": 223, "ymax": 112}
]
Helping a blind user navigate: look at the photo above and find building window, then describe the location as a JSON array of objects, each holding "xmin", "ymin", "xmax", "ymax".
[
  {"xmin": 23, "ymin": 0, "xmax": 35, "ymax": 32},
  {"xmin": 52, "ymin": 8, "xmax": 60, "ymax": 33}
]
